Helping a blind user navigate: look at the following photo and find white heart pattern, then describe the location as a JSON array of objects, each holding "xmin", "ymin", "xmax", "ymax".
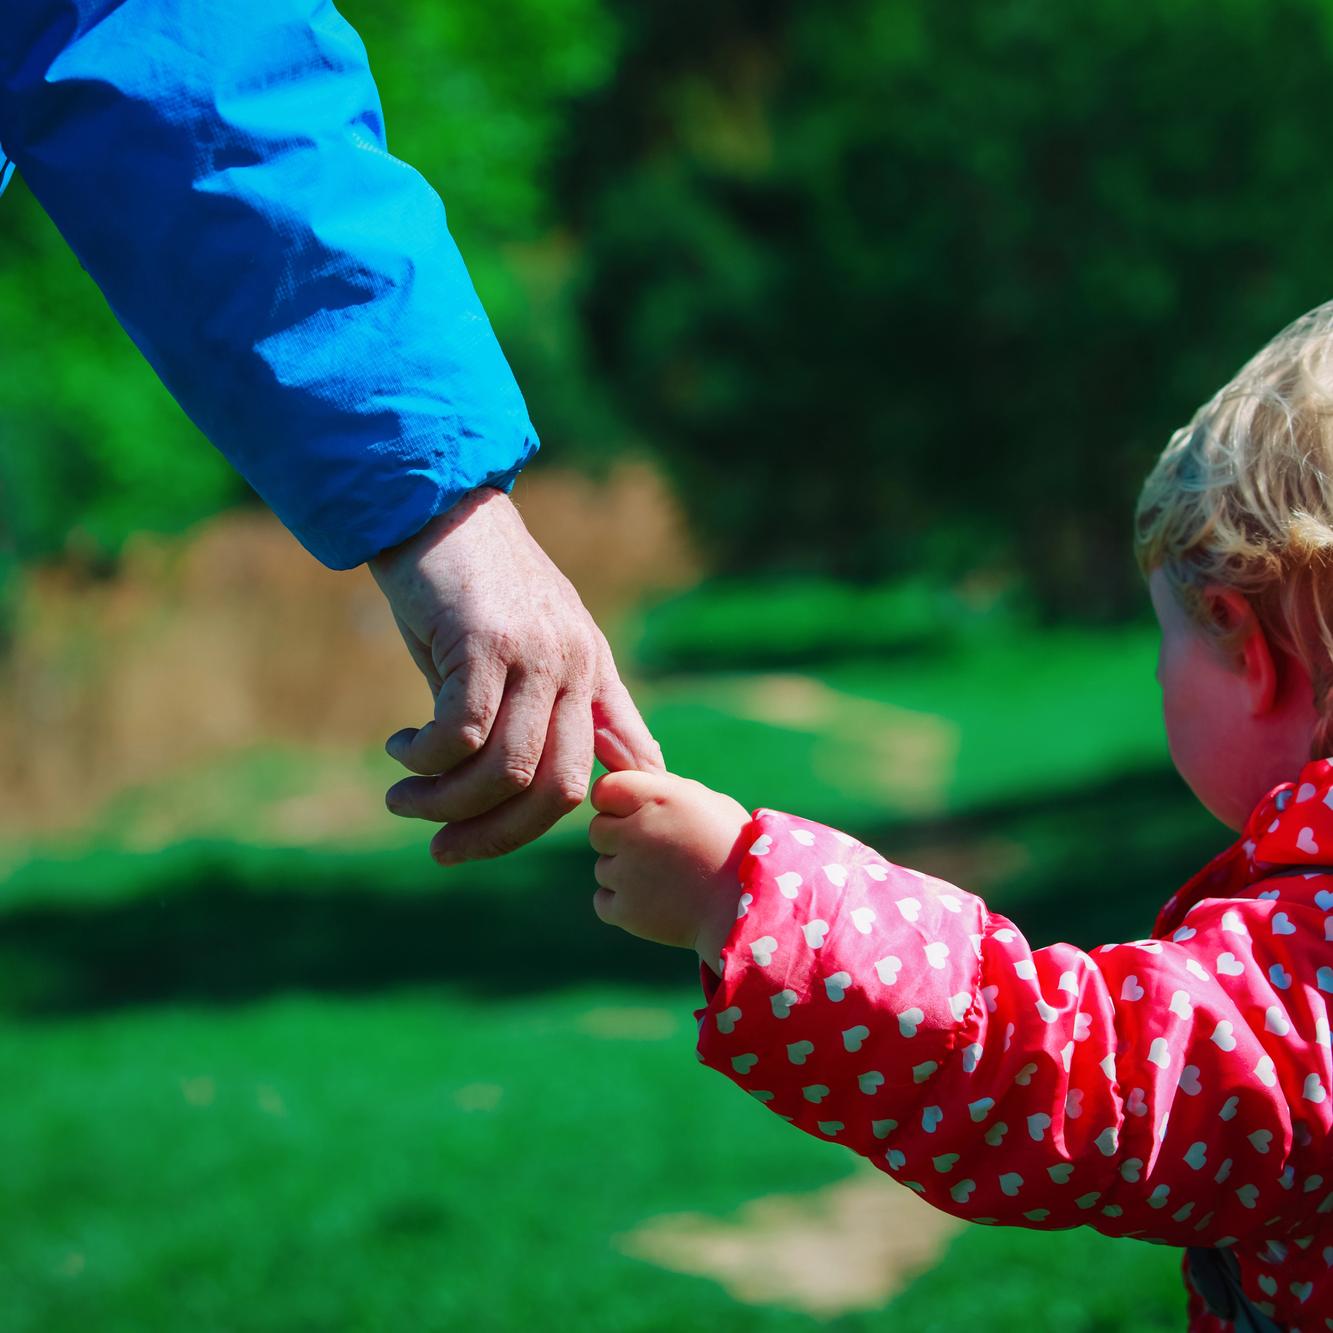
[
  {"xmin": 949, "ymin": 1179, "xmax": 976, "ymax": 1204},
  {"xmin": 825, "ymin": 971, "xmax": 852, "ymax": 1002},
  {"xmin": 923, "ymin": 941, "xmax": 950, "ymax": 969},
  {"xmin": 802, "ymin": 919, "xmax": 830, "ymax": 949},
  {"xmin": 874, "ymin": 956, "xmax": 902, "ymax": 985},
  {"xmin": 850, "ymin": 906, "xmax": 877, "ymax": 935},
  {"xmin": 786, "ymin": 1040, "xmax": 814, "ymax": 1065}
]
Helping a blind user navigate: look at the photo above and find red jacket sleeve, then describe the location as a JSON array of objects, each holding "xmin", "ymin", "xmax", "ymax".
[{"xmin": 697, "ymin": 811, "xmax": 1333, "ymax": 1247}]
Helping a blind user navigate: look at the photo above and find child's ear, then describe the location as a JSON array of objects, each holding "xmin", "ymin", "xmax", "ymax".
[{"xmin": 1204, "ymin": 587, "xmax": 1278, "ymax": 715}]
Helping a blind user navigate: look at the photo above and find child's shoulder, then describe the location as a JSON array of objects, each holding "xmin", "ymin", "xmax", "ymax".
[
  {"xmin": 1179, "ymin": 867, "xmax": 1333, "ymax": 919},
  {"xmin": 1155, "ymin": 870, "xmax": 1333, "ymax": 995}
]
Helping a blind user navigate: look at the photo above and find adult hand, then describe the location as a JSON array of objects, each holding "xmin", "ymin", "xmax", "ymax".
[{"xmin": 369, "ymin": 487, "xmax": 663, "ymax": 862}]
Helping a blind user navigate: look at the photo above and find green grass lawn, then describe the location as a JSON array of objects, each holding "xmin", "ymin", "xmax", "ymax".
[
  {"xmin": 2, "ymin": 989, "xmax": 1187, "ymax": 1333},
  {"xmin": 0, "ymin": 618, "xmax": 1223, "ymax": 1330}
]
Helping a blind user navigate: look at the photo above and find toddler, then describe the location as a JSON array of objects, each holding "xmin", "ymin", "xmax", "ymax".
[{"xmin": 589, "ymin": 303, "xmax": 1333, "ymax": 1332}]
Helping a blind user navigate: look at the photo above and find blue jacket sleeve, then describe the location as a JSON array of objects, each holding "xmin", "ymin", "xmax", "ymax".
[{"xmin": 0, "ymin": 0, "xmax": 540, "ymax": 568}]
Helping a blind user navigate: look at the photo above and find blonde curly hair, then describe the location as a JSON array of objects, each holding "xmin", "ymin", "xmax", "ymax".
[{"xmin": 1135, "ymin": 301, "xmax": 1333, "ymax": 757}]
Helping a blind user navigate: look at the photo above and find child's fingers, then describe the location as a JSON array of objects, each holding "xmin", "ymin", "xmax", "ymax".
[
  {"xmin": 593, "ymin": 853, "xmax": 618, "ymax": 891},
  {"xmin": 592, "ymin": 884, "xmax": 621, "ymax": 926},
  {"xmin": 588, "ymin": 813, "xmax": 623, "ymax": 855},
  {"xmin": 590, "ymin": 769, "xmax": 662, "ymax": 816}
]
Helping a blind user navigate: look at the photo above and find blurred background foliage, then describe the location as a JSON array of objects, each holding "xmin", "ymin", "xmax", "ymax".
[
  {"xmin": 7, "ymin": 0, "xmax": 1333, "ymax": 616},
  {"xmin": 0, "ymin": 0, "xmax": 1324, "ymax": 1328}
]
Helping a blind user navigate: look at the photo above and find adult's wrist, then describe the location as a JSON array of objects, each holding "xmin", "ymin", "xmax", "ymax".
[{"xmin": 368, "ymin": 486, "xmax": 509, "ymax": 585}]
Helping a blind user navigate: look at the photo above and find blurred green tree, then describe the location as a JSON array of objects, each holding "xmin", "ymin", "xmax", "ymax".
[
  {"xmin": 5, "ymin": 0, "xmax": 1333, "ymax": 623},
  {"xmin": 563, "ymin": 0, "xmax": 1333, "ymax": 616}
]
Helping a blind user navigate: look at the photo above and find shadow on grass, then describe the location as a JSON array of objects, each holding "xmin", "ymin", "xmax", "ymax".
[{"xmin": 0, "ymin": 766, "xmax": 1224, "ymax": 1017}]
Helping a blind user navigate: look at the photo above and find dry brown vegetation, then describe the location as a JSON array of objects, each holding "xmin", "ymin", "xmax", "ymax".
[{"xmin": 0, "ymin": 462, "xmax": 698, "ymax": 835}]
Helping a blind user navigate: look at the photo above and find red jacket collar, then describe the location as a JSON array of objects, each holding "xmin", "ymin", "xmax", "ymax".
[{"xmin": 1155, "ymin": 758, "xmax": 1333, "ymax": 937}]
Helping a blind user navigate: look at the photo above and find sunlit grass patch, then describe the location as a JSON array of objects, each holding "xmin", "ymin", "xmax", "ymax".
[{"xmin": 1, "ymin": 988, "xmax": 1185, "ymax": 1333}]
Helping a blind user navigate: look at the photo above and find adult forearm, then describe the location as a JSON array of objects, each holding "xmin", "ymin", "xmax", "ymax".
[{"xmin": 0, "ymin": 0, "xmax": 538, "ymax": 568}]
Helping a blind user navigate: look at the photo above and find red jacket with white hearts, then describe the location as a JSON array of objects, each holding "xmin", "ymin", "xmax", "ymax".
[{"xmin": 697, "ymin": 759, "xmax": 1333, "ymax": 1331}]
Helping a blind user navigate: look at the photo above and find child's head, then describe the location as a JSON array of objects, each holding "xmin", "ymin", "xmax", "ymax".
[{"xmin": 1136, "ymin": 304, "xmax": 1333, "ymax": 830}]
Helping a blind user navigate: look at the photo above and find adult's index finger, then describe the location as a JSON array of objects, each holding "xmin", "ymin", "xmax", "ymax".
[{"xmin": 387, "ymin": 652, "xmax": 507, "ymax": 776}]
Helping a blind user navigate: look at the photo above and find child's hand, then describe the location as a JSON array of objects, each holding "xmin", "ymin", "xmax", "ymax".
[{"xmin": 589, "ymin": 771, "xmax": 751, "ymax": 972}]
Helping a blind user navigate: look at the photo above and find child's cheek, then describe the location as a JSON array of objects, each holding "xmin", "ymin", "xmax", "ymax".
[{"xmin": 1159, "ymin": 637, "xmax": 1251, "ymax": 828}]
